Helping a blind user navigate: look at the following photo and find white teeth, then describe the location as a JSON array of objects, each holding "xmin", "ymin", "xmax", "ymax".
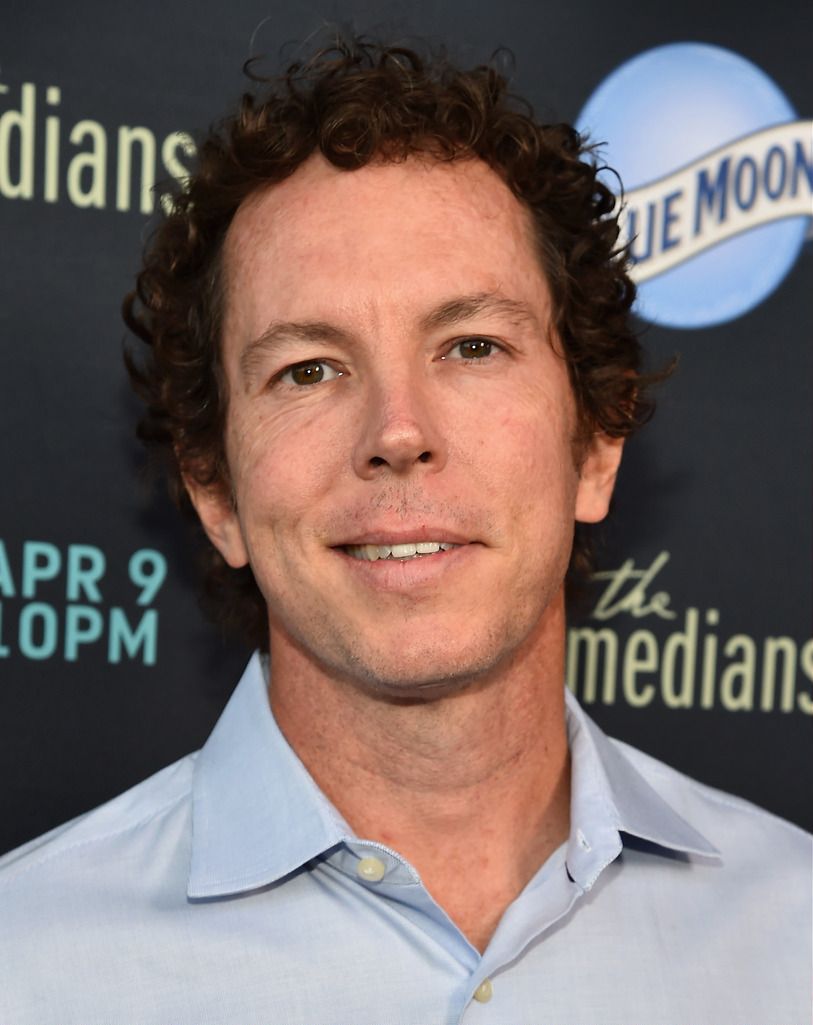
[
  {"xmin": 390, "ymin": 543, "xmax": 417, "ymax": 558},
  {"xmin": 344, "ymin": 541, "xmax": 461, "ymax": 561}
]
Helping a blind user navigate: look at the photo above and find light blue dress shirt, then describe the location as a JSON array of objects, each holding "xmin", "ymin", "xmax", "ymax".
[{"xmin": 1, "ymin": 653, "xmax": 810, "ymax": 1024}]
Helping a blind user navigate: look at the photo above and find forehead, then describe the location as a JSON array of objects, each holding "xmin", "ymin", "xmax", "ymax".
[{"xmin": 221, "ymin": 153, "xmax": 549, "ymax": 331}]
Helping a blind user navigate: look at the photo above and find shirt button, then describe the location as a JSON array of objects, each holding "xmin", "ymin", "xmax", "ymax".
[
  {"xmin": 473, "ymin": 979, "xmax": 493, "ymax": 1003},
  {"xmin": 356, "ymin": 856, "xmax": 386, "ymax": 882}
]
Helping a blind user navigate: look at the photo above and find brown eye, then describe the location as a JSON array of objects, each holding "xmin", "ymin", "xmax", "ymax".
[
  {"xmin": 448, "ymin": 338, "xmax": 495, "ymax": 360},
  {"xmin": 281, "ymin": 361, "xmax": 342, "ymax": 387},
  {"xmin": 458, "ymin": 338, "xmax": 493, "ymax": 359}
]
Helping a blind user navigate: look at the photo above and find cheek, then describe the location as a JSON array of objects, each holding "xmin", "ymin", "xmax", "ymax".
[
  {"xmin": 480, "ymin": 388, "xmax": 578, "ymax": 497},
  {"xmin": 227, "ymin": 406, "xmax": 347, "ymax": 523},
  {"xmin": 227, "ymin": 415, "xmax": 273, "ymax": 500}
]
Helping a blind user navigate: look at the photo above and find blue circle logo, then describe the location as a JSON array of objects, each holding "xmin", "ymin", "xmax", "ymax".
[{"xmin": 577, "ymin": 43, "xmax": 812, "ymax": 329}]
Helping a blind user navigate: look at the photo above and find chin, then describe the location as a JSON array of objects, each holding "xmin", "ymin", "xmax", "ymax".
[
  {"xmin": 321, "ymin": 622, "xmax": 525, "ymax": 703},
  {"xmin": 269, "ymin": 580, "xmax": 562, "ymax": 703}
]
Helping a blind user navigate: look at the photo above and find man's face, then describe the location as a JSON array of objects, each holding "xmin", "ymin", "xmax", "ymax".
[{"xmin": 191, "ymin": 154, "xmax": 619, "ymax": 697}]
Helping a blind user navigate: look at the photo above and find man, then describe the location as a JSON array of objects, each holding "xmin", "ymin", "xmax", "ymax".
[{"xmin": 1, "ymin": 39, "xmax": 809, "ymax": 1025}]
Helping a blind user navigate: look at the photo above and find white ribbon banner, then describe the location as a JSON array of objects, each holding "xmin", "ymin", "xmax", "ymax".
[{"xmin": 618, "ymin": 119, "xmax": 813, "ymax": 283}]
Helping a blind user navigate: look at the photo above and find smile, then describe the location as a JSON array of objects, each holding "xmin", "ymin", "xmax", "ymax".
[{"xmin": 344, "ymin": 541, "xmax": 461, "ymax": 561}]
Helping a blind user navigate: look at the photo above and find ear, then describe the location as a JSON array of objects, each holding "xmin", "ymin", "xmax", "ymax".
[
  {"xmin": 574, "ymin": 432, "xmax": 624, "ymax": 524},
  {"xmin": 183, "ymin": 474, "xmax": 250, "ymax": 569}
]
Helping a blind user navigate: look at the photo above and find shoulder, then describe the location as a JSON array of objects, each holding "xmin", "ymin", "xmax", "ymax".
[
  {"xmin": 0, "ymin": 754, "xmax": 196, "ymax": 888},
  {"xmin": 0, "ymin": 756, "xmax": 198, "ymax": 1022},
  {"xmin": 612, "ymin": 736, "xmax": 812, "ymax": 865}
]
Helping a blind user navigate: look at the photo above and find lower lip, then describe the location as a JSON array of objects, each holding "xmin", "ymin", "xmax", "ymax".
[{"xmin": 333, "ymin": 544, "xmax": 478, "ymax": 591}]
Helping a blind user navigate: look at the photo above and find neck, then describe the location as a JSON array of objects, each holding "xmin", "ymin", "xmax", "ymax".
[{"xmin": 268, "ymin": 592, "xmax": 571, "ymax": 951}]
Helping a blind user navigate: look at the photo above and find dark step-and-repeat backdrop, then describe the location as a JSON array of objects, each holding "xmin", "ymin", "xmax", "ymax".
[{"xmin": 1, "ymin": 1, "xmax": 810, "ymax": 854}]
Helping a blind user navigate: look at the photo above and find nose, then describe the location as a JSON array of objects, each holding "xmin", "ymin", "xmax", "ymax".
[{"xmin": 352, "ymin": 370, "xmax": 447, "ymax": 479}]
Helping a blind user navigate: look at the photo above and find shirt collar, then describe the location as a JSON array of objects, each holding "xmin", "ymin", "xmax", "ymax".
[
  {"xmin": 563, "ymin": 688, "xmax": 720, "ymax": 889},
  {"xmin": 189, "ymin": 654, "xmax": 719, "ymax": 899},
  {"xmin": 188, "ymin": 653, "xmax": 350, "ymax": 898}
]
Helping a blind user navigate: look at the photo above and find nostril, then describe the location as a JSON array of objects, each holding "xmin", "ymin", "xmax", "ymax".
[{"xmin": 368, "ymin": 452, "xmax": 432, "ymax": 468}]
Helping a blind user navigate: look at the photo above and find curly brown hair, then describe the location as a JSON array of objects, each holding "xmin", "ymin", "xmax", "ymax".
[{"xmin": 124, "ymin": 36, "xmax": 656, "ymax": 651}]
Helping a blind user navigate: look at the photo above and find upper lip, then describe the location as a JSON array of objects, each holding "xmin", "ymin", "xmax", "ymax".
[{"xmin": 334, "ymin": 527, "xmax": 475, "ymax": 547}]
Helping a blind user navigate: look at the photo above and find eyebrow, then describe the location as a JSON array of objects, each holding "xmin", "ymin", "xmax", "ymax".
[
  {"xmin": 419, "ymin": 292, "xmax": 542, "ymax": 333},
  {"xmin": 238, "ymin": 291, "xmax": 541, "ymax": 386},
  {"xmin": 239, "ymin": 321, "xmax": 350, "ymax": 386}
]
